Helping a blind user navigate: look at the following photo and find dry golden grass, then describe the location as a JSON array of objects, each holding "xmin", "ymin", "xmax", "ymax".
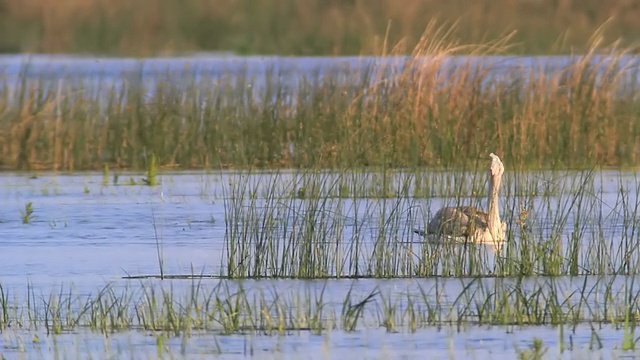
[{"xmin": 0, "ymin": 23, "xmax": 638, "ymax": 171}]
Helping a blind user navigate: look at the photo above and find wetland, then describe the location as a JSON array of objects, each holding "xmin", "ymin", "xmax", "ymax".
[
  {"xmin": 3, "ymin": 27, "xmax": 640, "ymax": 358},
  {"xmin": 2, "ymin": 167, "xmax": 640, "ymax": 358}
]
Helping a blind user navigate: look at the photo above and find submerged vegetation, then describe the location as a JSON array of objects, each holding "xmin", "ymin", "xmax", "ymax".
[{"xmin": 1, "ymin": 23, "xmax": 640, "ymax": 171}]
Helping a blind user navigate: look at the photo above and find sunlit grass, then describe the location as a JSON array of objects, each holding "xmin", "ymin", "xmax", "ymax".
[{"xmin": 0, "ymin": 25, "xmax": 639, "ymax": 171}]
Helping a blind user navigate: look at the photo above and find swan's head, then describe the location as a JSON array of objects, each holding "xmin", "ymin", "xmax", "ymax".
[{"xmin": 489, "ymin": 153, "xmax": 504, "ymax": 177}]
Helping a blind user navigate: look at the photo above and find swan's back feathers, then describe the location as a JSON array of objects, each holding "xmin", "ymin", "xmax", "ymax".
[{"xmin": 426, "ymin": 206, "xmax": 488, "ymax": 236}]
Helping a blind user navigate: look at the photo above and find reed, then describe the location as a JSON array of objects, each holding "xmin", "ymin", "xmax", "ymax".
[
  {"xmin": 102, "ymin": 163, "xmax": 109, "ymax": 186},
  {"xmin": 1, "ymin": 25, "xmax": 639, "ymax": 171},
  {"xmin": 516, "ymin": 338, "xmax": 547, "ymax": 360},
  {"xmin": 142, "ymin": 153, "xmax": 159, "ymax": 186},
  {"xmin": 219, "ymin": 166, "xmax": 640, "ymax": 278},
  {"xmin": 3, "ymin": 275, "xmax": 640, "ymax": 335},
  {"xmin": 151, "ymin": 210, "xmax": 165, "ymax": 280}
]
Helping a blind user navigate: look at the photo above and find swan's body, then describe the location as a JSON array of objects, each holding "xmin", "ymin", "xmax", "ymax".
[{"xmin": 414, "ymin": 153, "xmax": 506, "ymax": 247}]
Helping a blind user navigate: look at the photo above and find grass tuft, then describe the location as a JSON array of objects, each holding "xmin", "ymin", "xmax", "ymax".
[{"xmin": 20, "ymin": 201, "xmax": 35, "ymax": 224}]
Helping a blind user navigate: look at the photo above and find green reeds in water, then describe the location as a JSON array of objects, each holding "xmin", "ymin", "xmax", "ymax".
[
  {"xmin": 102, "ymin": 163, "xmax": 109, "ymax": 186},
  {"xmin": 220, "ymin": 166, "xmax": 640, "ymax": 278},
  {"xmin": 143, "ymin": 153, "xmax": 159, "ymax": 186},
  {"xmin": 2, "ymin": 275, "xmax": 640, "ymax": 335}
]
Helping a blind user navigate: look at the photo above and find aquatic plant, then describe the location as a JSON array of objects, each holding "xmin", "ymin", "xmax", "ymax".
[
  {"xmin": 102, "ymin": 164, "xmax": 109, "ymax": 186},
  {"xmin": 152, "ymin": 210, "xmax": 165, "ymax": 280},
  {"xmin": 517, "ymin": 338, "xmax": 548, "ymax": 360},
  {"xmin": 2, "ymin": 275, "xmax": 640, "ymax": 335},
  {"xmin": 219, "ymin": 166, "xmax": 640, "ymax": 278},
  {"xmin": 142, "ymin": 153, "xmax": 159, "ymax": 186},
  {"xmin": 20, "ymin": 201, "xmax": 35, "ymax": 224}
]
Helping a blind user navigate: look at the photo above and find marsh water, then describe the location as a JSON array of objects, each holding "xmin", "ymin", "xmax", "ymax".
[
  {"xmin": 1, "ymin": 169, "xmax": 640, "ymax": 358},
  {"xmin": 2, "ymin": 53, "xmax": 640, "ymax": 97}
]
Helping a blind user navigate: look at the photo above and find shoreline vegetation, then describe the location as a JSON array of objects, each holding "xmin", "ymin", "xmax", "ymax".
[
  {"xmin": 1, "ymin": 23, "xmax": 639, "ymax": 172},
  {"xmin": 2, "ymin": 0, "xmax": 640, "ymax": 56}
]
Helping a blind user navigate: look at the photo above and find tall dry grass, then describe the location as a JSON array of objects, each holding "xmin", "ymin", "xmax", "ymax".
[
  {"xmin": 0, "ymin": 24, "xmax": 639, "ymax": 171},
  {"xmin": 1, "ymin": 0, "xmax": 640, "ymax": 55}
]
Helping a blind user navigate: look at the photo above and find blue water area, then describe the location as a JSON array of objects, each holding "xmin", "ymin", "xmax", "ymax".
[
  {"xmin": 1, "ymin": 325, "xmax": 637, "ymax": 359},
  {"xmin": 1, "ymin": 53, "xmax": 639, "ymax": 104}
]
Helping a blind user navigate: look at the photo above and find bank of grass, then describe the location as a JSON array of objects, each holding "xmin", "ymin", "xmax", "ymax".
[
  {"xmin": 1, "ymin": 25, "xmax": 639, "ymax": 171},
  {"xmin": 2, "ymin": 0, "xmax": 640, "ymax": 56}
]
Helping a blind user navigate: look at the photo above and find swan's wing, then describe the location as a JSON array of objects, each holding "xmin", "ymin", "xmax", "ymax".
[
  {"xmin": 426, "ymin": 207, "xmax": 468, "ymax": 236},
  {"xmin": 424, "ymin": 206, "xmax": 487, "ymax": 236},
  {"xmin": 458, "ymin": 206, "xmax": 489, "ymax": 229}
]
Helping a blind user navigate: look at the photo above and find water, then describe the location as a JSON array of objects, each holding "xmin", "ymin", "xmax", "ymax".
[
  {"xmin": 2, "ymin": 53, "xmax": 640, "ymax": 102},
  {"xmin": 2, "ymin": 169, "xmax": 640, "ymax": 358},
  {"xmin": 0, "ymin": 171, "xmax": 224, "ymax": 289},
  {"xmin": 0, "ymin": 326, "xmax": 635, "ymax": 359},
  {"xmin": 2, "ymin": 53, "xmax": 638, "ymax": 81}
]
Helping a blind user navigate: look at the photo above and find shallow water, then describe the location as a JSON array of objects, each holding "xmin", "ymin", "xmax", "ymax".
[
  {"xmin": 0, "ymin": 325, "xmax": 637, "ymax": 359},
  {"xmin": 1, "ymin": 170, "xmax": 640, "ymax": 358},
  {"xmin": 0, "ymin": 172, "xmax": 225, "ymax": 290},
  {"xmin": 1, "ymin": 54, "xmax": 639, "ymax": 103},
  {"xmin": 2, "ymin": 53, "xmax": 639, "ymax": 80}
]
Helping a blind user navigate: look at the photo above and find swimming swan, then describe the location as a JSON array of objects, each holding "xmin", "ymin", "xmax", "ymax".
[{"xmin": 414, "ymin": 153, "xmax": 506, "ymax": 247}]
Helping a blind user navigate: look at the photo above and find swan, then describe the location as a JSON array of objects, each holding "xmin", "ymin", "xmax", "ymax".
[{"xmin": 414, "ymin": 153, "xmax": 506, "ymax": 247}]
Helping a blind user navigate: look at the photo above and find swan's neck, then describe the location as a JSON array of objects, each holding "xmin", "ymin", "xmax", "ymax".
[{"xmin": 487, "ymin": 173, "xmax": 502, "ymax": 232}]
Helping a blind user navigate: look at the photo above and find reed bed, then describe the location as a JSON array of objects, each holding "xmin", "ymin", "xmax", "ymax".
[
  {"xmin": 3, "ymin": 0, "xmax": 640, "ymax": 56},
  {"xmin": 2, "ymin": 276, "xmax": 640, "ymax": 336},
  {"xmin": 1, "ymin": 26, "xmax": 640, "ymax": 171},
  {"xmin": 221, "ymin": 167, "xmax": 640, "ymax": 278}
]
